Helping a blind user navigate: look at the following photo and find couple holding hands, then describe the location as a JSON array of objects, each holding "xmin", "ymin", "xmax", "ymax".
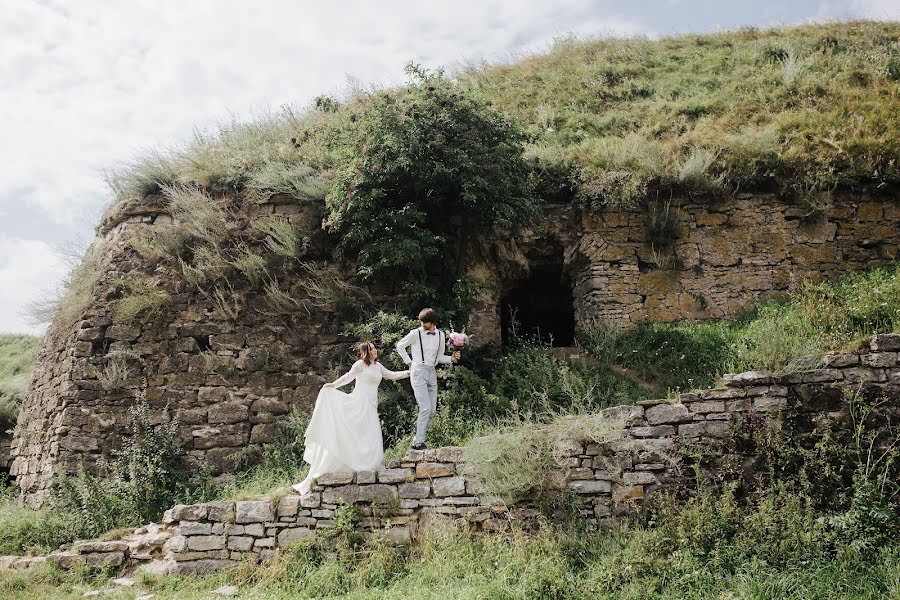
[{"xmin": 293, "ymin": 308, "xmax": 463, "ymax": 495}]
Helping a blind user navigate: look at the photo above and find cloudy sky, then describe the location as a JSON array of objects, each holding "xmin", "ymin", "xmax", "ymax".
[{"xmin": 1, "ymin": 0, "xmax": 897, "ymax": 335}]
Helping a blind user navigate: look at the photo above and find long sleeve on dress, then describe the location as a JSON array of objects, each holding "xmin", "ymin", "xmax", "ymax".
[
  {"xmin": 379, "ymin": 363, "xmax": 410, "ymax": 380},
  {"xmin": 395, "ymin": 329, "xmax": 416, "ymax": 365},
  {"xmin": 330, "ymin": 360, "xmax": 365, "ymax": 388}
]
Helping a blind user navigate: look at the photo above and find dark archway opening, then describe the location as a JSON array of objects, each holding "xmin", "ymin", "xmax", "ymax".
[{"xmin": 501, "ymin": 263, "xmax": 575, "ymax": 347}]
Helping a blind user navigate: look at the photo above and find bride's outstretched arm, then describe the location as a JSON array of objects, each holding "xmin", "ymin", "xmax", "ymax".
[
  {"xmin": 379, "ymin": 362, "xmax": 410, "ymax": 380},
  {"xmin": 326, "ymin": 360, "xmax": 365, "ymax": 388}
]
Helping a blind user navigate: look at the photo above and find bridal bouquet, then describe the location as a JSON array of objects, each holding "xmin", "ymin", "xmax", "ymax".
[{"xmin": 447, "ymin": 329, "xmax": 471, "ymax": 352}]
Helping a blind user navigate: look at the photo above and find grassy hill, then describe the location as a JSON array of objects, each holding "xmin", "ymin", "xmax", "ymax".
[{"xmin": 105, "ymin": 20, "xmax": 899, "ymax": 221}]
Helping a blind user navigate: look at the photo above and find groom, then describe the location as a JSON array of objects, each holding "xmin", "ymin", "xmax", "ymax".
[{"xmin": 396, "ymin": 308, "xmax": 460, "ymax": 450}]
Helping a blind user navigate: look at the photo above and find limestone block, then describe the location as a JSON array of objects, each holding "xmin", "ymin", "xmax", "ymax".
[
  {"xmin": 163, "ymin": 535, "xmax": 187, "ymax": 553},
  {"xmin": 82, "ymin": 552, "xmax": 125, "ymax": 568},
  {"xmin": 277, "ymin": 527, "xmax": 314, "ymax": 547},
  {"xmin": 599, "ymin": 404, "xmax": 644, "ymax": 426},
  {"xmin": 823, "ymin": 353, "xmax": 859, "ymax": 367},
  {"xmin": 322, "ymin": 484, "xmax": 398, "ymax": 504},
  {"xmin": 399, "ymin": 481, "xmax": 431, "ymax": 499},
  {"xmin": 870, "ymin": 334, "xmax": 900, "ymax": 352},
  {"xmin": 431, "ymin": 477, "xmax": 466, "ymax": 497},
  {"xmin": 723, "ymin": 371, "xmax": 773, "ymax": 387},
  {"xmin": 629, "ymin": 425, "xmax": 675, "ymax": 438},
  {"xmin": 843, "ymin": 367, "xmax": 886, "ymax": 383},
  {"xmin": 207, "ymin": 501, "xmax": 236, "ymax": 523},
  {"xmin": 356, "ymin": 471, "xmax": 376, "ymax": 484},
  {"xmin": 431, "ymin": 447, "xmax": 465, "ymax": 462},
  {"xmin": 235, "ymin": 501, "xmax": 275, "ymax": 524},
  {"xmin": 300, "ymin": 492, "xmax": 321, "ymax": 508},
  {"xmin": 317, "ymin": 472, "xmax": 354, "ymax": 486},
  {"xmin": 645, "ymin": 403, "xmax": 690, "ymax": 425},
  {"xmin": 208, "ymin": 402, "xmax": 250, "ymax": 424},
  {"xmin": 686, "ymin": 400, "xmax": 725, "ymax": 414},
  {"xmin": 415, "ymin": 462, "xmax": 455, "ymax": 478},
  {"xmin": 76, "ymin": 541, "xmax": 128, "ymax": 554},
  {"xmin": 178, "ymin": 522, "xmax": 212, "ymax": 536},
  {"xmin": 753, "ymin": 396, "xmax": 788, "ymax": 411},
  {"xmin": 568, "ymin": 480, "xmax": 611, "ymax": 494},
  {"xmin": 377, "ymin": 468, "xmax": 413, "ymax": 483},
  {"xmin": 861, "ymin": 353, "xmax": 897, "ymax": 368},
  {"xmin": 187, "ymin": 535, "xmax": 225, "ymax": 551},
  {"xmin": 226, "ymin": 536, "xmax": 254, "ymax": 551},
  {"xmin": 277, "ymin": 495, "xmax": 300, "ymax": 518}
]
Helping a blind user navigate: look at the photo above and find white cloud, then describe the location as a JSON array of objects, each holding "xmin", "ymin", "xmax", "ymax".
[
  {"xmin": 853, "ymin": 0, "xmax": 900, "ymax": 19},
  {"xmin": 0, "ymin": 237, "xmax": 69, "ymax": 335}
]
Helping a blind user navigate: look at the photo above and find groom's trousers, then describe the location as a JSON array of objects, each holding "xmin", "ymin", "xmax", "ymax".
[{"xmin": 410, "ymin": 364, "xmax": 438, "ymax": 445}]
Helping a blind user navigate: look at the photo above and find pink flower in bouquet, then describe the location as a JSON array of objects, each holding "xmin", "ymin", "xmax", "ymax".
[{"xmin": 447, "ymin": 331, "xmax": 470, "ymax": 351}]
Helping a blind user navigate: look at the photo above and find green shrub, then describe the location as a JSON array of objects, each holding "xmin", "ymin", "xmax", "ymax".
[
  {"xmin": 581, "ymin": 320, "xmax": 735, "ymax": 391},
  {"xmin": 49, "ymin": 399, "xmax": 198, "ymax": 540},
  {"xmin": 325, "ymin": 64, "xmax": 537, "ymax": 290}
]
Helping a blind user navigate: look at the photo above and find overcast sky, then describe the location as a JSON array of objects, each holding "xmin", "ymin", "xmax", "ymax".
[{"xmin": 1, "ymin": 0, "xmax": 897, "ymax": 335}]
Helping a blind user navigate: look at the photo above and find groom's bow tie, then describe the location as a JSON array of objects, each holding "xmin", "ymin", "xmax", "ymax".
[{"xmin": 426, "ymin": 331, "xmax": 436, "ymax": 335}]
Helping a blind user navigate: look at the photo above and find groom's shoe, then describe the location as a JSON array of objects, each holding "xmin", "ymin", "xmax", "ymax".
[{"xmin": 411, "ymin": 442, "xmax": 427, "ymax": 450}]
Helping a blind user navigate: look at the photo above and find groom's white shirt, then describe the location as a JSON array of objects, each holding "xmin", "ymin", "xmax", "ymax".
[{"xmin": 396, "ymin": 327, "xmax": 452, "ymax": 367}]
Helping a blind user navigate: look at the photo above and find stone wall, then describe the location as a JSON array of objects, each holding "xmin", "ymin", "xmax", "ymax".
[
  {"xmin": 11, "ymin": 191, "xmax": 899, "ymax": 502},
  {"xmin": 468, "ymin": 192, "xmax": 899, "ymax": 345},
  {"xmin": 11, "ymin": 197, "xmax": 345, "ymax": 504},
  {"xmin": 5, "ymin": 335, "xmax": 890, "ymax": 575}
]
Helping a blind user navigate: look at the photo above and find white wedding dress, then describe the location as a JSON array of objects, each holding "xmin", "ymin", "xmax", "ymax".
[{"xmin": 293, "ymin": 359, "xmax": 409, "ymax": 495}]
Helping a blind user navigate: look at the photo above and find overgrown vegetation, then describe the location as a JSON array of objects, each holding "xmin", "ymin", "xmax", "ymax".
[
  {"xmin": 465, "ymin": 21, "xmax": 899, "ymax": 208},
  {"xmin": 462, "ymin": 410, "xmax": 626, "ymax": 504},
  {"xmin": 0, "ymin": 335, "xmax": 40, "ymax": 427},
  {"xmin": 2, "ymin": 390, "xmax": 896, "ymax": 599},
  {"xmin": 578, "ymin": 262, "xmax": 900, "ymax": 390},
  {"xmin": 0, "ymin": 399, "xmax": 209, "ymax": 554},
  {"xmin": 325, "ymin": 63, "xmax": 537, "ymax": 295}
]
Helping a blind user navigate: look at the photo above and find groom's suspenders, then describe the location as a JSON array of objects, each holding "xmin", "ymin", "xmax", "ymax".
[{"xmin": 416, "ymin": 329, "xmax": 442, "ymax": 366}]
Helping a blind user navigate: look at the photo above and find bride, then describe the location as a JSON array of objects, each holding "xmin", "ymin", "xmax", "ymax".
[{"xmin": 292, "ymin": 341, "xmax": 410, "ymax": 495}]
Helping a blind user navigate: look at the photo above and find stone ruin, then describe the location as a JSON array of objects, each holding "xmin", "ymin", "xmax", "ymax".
[
  {"xmin": 9, "ymin": 190, "xmax": 900, "ymax": 503},
  {"xmin": 2, "ymin": 335, "xmax": 897, "ymax": 574}
]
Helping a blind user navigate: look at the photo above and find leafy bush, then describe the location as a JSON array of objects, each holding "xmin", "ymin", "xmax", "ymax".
[
  {"xmin": 325, "ymin": 64, "xmax": 537, "ymax": 290},
  {"xmin": 51, "ymin": 400, "xmax": 194, "ymax": 536},
  {"xmin": 0, "ymin": 398, "xmax": 202, "ymax": 554}
]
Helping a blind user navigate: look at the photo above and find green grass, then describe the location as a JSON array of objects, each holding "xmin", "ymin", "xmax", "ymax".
[
  {"xmin": 579, "ymin": 262, "xmax": 900, "ymax": 390},
  {"xmin": 0, "ymin": 334, "xmax": 40, "ymax": 426},
  {"xmin": 1, "ymin": 510, "xmax": 896, "ymax": 599},
  {"xmin": 101, "ymin": 21, "xmax": 898, "ymax": 221},
  {"xmin": 463, "ymin": 21, "xmax": 900, "ymax": 207}
]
